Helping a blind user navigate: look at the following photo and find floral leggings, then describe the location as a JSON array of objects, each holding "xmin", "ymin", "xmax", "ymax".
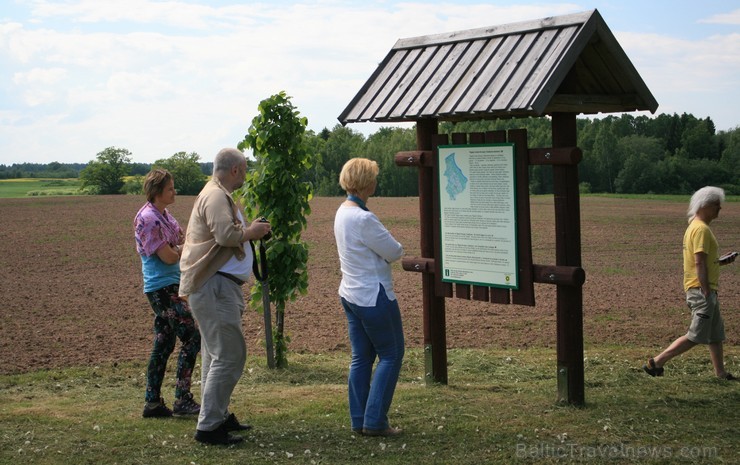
[{"xmin": 144, "ymin": 283, "xmax": 201, "ymax": 403}]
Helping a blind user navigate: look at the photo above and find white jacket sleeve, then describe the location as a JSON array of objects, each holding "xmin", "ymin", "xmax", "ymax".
[{"xmin": 361, "ymin": 213, "xmax": 403, "ymax": 263}]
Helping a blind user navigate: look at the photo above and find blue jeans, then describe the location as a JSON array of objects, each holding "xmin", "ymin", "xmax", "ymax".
[{"xmin": 341, "ymin": 285, "xmax": 405, "ymax": 431}]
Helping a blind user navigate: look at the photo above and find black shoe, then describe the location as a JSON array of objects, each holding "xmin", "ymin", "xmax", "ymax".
[
  {"xmin": 362, "ymin": 427, "xmax": 403, "ymax": 437},
  {"xmin": 173, "ymin": 392, "xmax": 200, "ymax": 416},
  {"xmin": 643, "ymin": 358, "xmax": 664, "ymax": 377},
  {"xmin": 223, "ymin": 412, "xmax": 252, "ymax": 432},
  {"xmin": 194, "ymin": 424, "xmax": 244, "ymax": 445},
  {"xmin": 142, "ymin": 397, "xmax": 173, "ymax": 418}
]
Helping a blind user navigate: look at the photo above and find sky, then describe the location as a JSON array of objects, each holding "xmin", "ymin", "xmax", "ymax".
[{"xmin": 1, "ymin": 1, "xmax": 739, "ymax": 165}]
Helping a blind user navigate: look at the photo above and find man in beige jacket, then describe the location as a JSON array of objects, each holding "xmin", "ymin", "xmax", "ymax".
[{"xmin": 180, "ymin": 148, "xmax": 271, "ymax": 445}]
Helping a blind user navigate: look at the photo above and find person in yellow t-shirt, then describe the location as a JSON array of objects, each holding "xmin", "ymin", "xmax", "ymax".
[{"xmin": 644, "ymin": 186, "xmax": 737, "ymax": 380}]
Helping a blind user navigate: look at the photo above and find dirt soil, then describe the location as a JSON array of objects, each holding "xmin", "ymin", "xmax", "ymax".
[{"xmin": 0, "ymin": 195, "xmax": 738, "ymax": 375}]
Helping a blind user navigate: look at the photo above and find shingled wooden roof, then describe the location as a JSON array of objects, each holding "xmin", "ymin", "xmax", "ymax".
[{"xmin": 338, "ymin": 9, "xmax": 658, "ymax": 124}]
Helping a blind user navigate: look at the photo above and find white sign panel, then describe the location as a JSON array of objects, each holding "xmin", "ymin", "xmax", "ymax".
[{"xmin": 438, "ymin": 143, "xmax": 518, "ymax": 289}]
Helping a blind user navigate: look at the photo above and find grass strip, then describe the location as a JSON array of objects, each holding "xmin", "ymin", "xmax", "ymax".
[{"xmin": 1, "ymin": 347, "xmax": 738, "ymax": 464}]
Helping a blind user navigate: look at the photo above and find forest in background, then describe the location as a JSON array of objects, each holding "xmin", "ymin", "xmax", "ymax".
[{"xmin": 1, "ymin": 112, "xmax": 738, "ymax": 196}]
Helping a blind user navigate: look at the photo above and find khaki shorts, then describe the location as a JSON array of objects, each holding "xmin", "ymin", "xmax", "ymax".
[{"xmin": 685, "ymin": 288, "xmax": 725, "ymax": 344}]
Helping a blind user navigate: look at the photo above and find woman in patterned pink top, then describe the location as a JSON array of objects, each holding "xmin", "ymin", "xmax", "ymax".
[{"xmin": 134, "ymin": 169, "xmax": 201, "ymax": 418}]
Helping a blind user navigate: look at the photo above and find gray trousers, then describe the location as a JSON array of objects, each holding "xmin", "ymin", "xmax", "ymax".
[{"xmin": 189, "ymin": 274, "xmax": 246, "ymax": 431}]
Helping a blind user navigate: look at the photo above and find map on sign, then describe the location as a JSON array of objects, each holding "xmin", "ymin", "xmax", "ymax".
[
  {"xmin": 443, "ymin": 152, "xmax": 468, "ymax": 200},
  {"xmin": 437, "ymin": 143, "xmax": 518, "ymax": 289}
]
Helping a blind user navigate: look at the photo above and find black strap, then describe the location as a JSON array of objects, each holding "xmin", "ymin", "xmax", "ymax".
[
  {"xmin": 216, "ymin": 271, "xmax": 245, "ymax": 286},
  {"xmin": 249, "ymin": 240, "xmax": 268, "ymax": 282}
]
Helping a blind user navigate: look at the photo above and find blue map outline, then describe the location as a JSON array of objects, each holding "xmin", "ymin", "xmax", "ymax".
[{"xmin": 443, "ymin": 152, "xmax": 468, "ymax": 200}]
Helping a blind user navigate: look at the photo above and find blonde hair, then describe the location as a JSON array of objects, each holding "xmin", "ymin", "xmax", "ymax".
[
  {"xmin": 339, "ymin": 158, "xmax": 379, "ymax": 194},
  {"xmin": 143, "ymin": 169, "xmax": 173, "ymax": 203},
  {"xmin": 687, "ymin": 186, "xmax": 724, "ymax": 222}
]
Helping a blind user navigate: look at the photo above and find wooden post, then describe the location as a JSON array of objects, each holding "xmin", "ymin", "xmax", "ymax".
[
  {"xmin": 508, "ymin": 129, "xmax": 535, "ymax": 306},
  {"xmin": 417, "ymin": 118, "xmax": 447, "ymax": 385},
  {"xmin": 552, "ymin": 113, "xmax": 585, "ymax": 405}
]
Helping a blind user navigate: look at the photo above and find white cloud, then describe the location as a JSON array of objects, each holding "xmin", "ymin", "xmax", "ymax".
[
  {"xmin": 28, "ymin": 0, "xmax": 260, "ymax": 29},
  {"xmin": 613, "ymin": 28, "xmax": 740, "ymax": 126},
  {"xmin": 13, "ymin": 66, "xmax": 67, "ymax": 84},
  {"xmin": 617, "ymin": 31, "xmax": 740, "ymax": 93},
  {"xmin": 12, "ymin": 66, "xmax": 68, "ymax": 106},
  {"xmin": 106, "ymin": 72, "xmax": 176, "ymax": 100},
  {"xmin": 699, "ymin": 8, "xmax": 740, "ymax": 25},
  {"xmin": 1, "ymin": 1, "xmax": 739, "ymax": 164}
]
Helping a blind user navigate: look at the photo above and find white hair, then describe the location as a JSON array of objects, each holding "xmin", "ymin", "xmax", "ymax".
[
  {"xmin": 687, "ymin": 186, "xmax": 724, "ymax": 222},
  {"xmin": 213, "ymin": 148, "xmax": 245, "ymax": 174}
]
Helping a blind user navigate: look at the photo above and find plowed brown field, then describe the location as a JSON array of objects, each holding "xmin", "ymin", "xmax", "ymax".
[{"xmin": 0, "ymin": 195, "xmax": 738, "ymax": 375}]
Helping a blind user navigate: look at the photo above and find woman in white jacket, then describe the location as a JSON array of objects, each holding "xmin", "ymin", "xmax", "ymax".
[{"xmin": 334, "ymin": 158, "xmax": 405, "ymax": 437}]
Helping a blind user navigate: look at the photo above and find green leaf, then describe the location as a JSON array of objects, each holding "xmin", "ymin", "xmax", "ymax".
[{"xmin": 236, "ymin": 91, "xmax": 315, "ymax": 368}]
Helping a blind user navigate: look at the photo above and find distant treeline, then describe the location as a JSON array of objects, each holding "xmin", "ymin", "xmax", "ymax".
[
  {"xmin": 455, "ymin": 112, "xmax": 739, "ymax": 196},
  {"xmin": 0, "ymin": 162, "xmax": 88, "ymax": 179},
  {"xmin": 0, "ymin": 161, "xmax": 214, "ymax": 180},
  {"xmin": 305, "ymin": 112, "xmax": 738, "ymax": 196},
  {"xmin": 2, "ymin": 112, "xmax": 738, "ymax": 195}
]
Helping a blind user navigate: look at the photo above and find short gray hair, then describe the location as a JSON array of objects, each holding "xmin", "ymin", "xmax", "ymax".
[
  {"xmin": 687, "ymin": 186, "xmax": 724, "ymax": 222},
  {"xmin": 213, "ymin": 148, "xmax": 245, "ymax": 174}
]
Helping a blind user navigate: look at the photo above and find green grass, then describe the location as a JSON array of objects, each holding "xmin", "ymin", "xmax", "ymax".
[
  {"xmin": 0, "ymin": 179, "xmax": 82, "ymax": 198},
  {"xmin": 601, "ymin": 266, "xmax": 633, "ymax": 276},
  {"xmin": 1, "ymin": 348, "xmax": 738, "ymax": 465}
]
